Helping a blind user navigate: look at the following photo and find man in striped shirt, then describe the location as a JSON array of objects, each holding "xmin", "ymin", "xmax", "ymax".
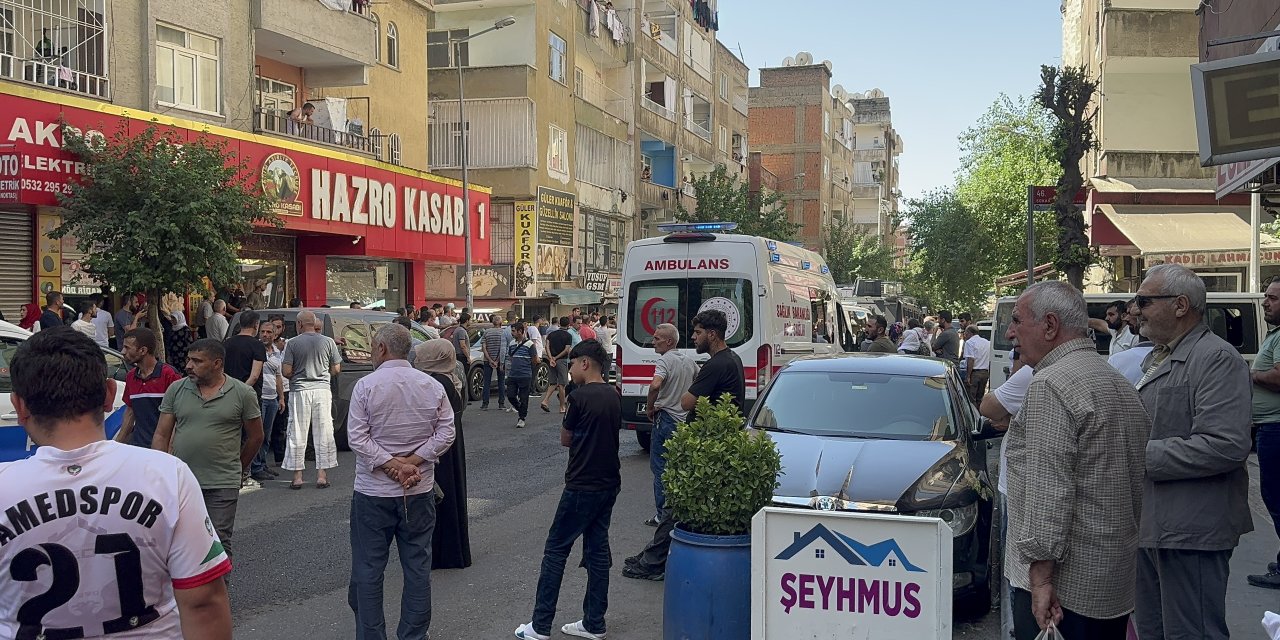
[
  {"xmin": 481, "ymin": 314, "xmax": 507, "ymax": 411},
  {"xmin": 114, "ymin": 328, "xmax": 184, "ymax": 448}
]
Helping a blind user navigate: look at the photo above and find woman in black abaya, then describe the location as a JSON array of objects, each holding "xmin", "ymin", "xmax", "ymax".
[{"xmin": 414, "ymin": 338, "xmax": 472, "ymax": 569}]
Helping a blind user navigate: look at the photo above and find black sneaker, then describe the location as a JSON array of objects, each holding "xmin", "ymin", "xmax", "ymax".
[
  {"xmin": 1248, "ymin": 570, "xmax": 1280, "ymax": 589},
  {"xmin": 621, "ymin": 565, "xmax": 664, "ymax": 581},
  {"xmin": 250, "ymin": 470, "xmax": 274, "ymax": 482}
]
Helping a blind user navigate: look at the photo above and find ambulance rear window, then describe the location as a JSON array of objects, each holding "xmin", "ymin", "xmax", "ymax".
[{"xmin": 628, "ymin": 278, "xmax": 753, "ymax": 349}]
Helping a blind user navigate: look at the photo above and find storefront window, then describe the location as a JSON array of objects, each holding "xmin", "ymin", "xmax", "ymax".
[{"xmin": 326, "ymin": 257, "xmax": 406, "ymax": 311}]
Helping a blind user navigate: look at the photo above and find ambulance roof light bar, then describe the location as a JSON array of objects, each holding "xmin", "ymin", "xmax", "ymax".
[{"xmin": 657, "ymin": 222, "xmax": 738, "ymax": 234}]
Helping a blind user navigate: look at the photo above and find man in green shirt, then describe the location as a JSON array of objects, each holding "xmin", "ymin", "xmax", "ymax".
[
  {"xmin": 1249, "ymin": 279, "xmax": 1280, "ymax": 589},
  {"xmin": 154, "ymin": 338, "xmax": 263, "ymax": 564}
]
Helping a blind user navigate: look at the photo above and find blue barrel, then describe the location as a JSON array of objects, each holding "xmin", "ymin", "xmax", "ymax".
[{"xmin": 663, "ymin": 528, "xmax": 751, "ymax": 640}]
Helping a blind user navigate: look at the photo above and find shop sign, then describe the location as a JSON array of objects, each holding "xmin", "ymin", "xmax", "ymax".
[
  {"xmin": 606, "ymin": 276, "xmax": 622, "ymax": 298},
  {"xmin": 537, "ymin": 187, "xmax": 575, "ymax": 246},
  {"xmin": 514, "ymin": 201, "xmax": 538, "ymax": 297},
  {"xmin": 457, "ymin": 265, "xmax": 513, "ymax": 299},
  {"xmin": 751, "ymin": 507, "xmax": 953, "ymax": 639},
  {"xmin": 0, "ymin": 145, "xmax": 18, "ymax": 203},
  {"xmin": 61, "ymin": 258, "xmax": 103, "ymax": 296},
  {"xmin": 582, "ymin": 272, "xmax": 610, "ymax": 293},
  {"xmin": 0, "ymin": 89, "xmax": 492, "ymax": 266},
  {"xmin": 1146, "ymin": 249, "xmax": 1280, "ymax": 268}
]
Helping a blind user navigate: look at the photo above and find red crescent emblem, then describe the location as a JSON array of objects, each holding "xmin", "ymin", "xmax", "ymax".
[{"xmin": 640, "ymin": 297, "xmax": 665, "ymax": 335}]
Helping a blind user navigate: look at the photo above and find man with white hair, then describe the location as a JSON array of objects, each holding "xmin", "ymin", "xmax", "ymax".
[
  {"xmin": 347, "ymin": 323, "xmax": 455, "ymax": 639},
  {"xmin": 1131, "ymin": 263, "xmax": 1252, "ymax": 640},
  {"xmin": 1004, "ymin": 280, "xmax": 1149, "ymax": 639}
]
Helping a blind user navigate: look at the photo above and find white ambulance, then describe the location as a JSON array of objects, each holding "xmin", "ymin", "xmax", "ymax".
[{"xmin": 616, "ymin": 223, "xmax": 856, "ymax": 448}]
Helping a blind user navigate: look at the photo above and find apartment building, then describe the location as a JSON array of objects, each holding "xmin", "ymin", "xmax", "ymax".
[
  {"xmin": 1062, "ymin": 0, "xmax": 1262, "ymax": 292},
  {"xmin": 748, "ymin": 54, "xmax": 902, "ymax": 250},
  {"xmin": 0, "ymin": 0, "xmax": 491, "ymax": 314}
]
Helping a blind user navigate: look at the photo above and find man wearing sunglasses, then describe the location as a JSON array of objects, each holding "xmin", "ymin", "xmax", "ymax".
[{"xmin": 1130, "ymin": 263, "xmax": 1252, "ymax": 640}]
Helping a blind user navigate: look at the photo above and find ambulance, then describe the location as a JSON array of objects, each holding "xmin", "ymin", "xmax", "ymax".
[{"xmin": 616, "ymin": 223, "xmax": 856, "ymax": 448}]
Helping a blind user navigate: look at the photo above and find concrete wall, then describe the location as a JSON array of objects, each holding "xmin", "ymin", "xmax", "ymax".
[
  {"xmin": 1200, "ymin": 0, "xmax": 1280, "ymax": 61},
  {"xmin": 1100, "ymin": 66, "xmax": 1198, "ymax": 154},
  {"xmin": 434, "ymin": 5, "xmax": 538, "ymax": 68}
]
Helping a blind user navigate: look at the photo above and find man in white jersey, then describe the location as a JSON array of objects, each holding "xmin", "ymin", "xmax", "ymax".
[{"xmin": 0, "ymin": 327, "xmax": 232, "ymax": 639}]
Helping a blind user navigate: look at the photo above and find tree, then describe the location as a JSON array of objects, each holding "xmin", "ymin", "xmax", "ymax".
[
  {"xmin": 954, "ymin": 95, "xmax": 1062, "ymax": 280},
  {"xmin": 901, "ymin": 189, "xmax": 991, "ymax": 312},
  {"xmin": 676, "ymin": 164, "xmax": 799, "ymax": 240},
  {"xmin": 51, "ymin": 122, "xmax": 277, "ymax": 358},
  {"xmin": 824, "ymin": 221, "xmax": 895, "ymax": 284},
  {"xmin": 1037, "ymin": 65, "xmax": 1099, "ymax": 289}
]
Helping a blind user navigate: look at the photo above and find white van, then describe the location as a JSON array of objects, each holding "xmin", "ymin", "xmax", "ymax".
[
  {"xmin": 616, "ymin": 223, "xmax": 855, "ymax": 448},
  {"xmin": 989, "ymin": 292, "xmax": 1266, "ymax": 389}
]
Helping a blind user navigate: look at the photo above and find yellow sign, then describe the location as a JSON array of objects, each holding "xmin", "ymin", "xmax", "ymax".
[{"xmin": 514, "ymin": 201, "xmax": 538, "ymax": 297}]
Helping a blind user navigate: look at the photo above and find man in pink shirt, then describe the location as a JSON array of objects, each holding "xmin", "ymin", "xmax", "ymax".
[
  {"xmin": 346, "ymin": 323, "xmax": 456, "ymax": 639},
  {"xmin": 575, "ymin": 315, "xmax": 598, "ymax": 342}
]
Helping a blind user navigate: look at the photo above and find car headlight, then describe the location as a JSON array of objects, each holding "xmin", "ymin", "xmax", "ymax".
[{"xmin": 915, "ymin": 502, "xmax": 978, "ymax": 537}]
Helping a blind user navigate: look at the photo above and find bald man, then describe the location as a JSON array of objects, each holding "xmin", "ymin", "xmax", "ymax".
[{"xmin": 281, "ymin": 311, "xmax": 343, "ymax": 489}]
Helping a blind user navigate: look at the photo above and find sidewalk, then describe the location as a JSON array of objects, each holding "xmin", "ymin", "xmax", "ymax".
[{"xmin": 1227, "ymin": 454, "xmax": 1279, "ymax": 638}]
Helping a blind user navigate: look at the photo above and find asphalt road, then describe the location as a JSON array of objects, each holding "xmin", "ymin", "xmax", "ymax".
[{"xmin": 223, "ymin": 402, "xmax": 1280, "ymax": 639}]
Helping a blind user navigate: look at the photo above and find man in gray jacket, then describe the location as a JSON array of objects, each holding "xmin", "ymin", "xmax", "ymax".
[{"xmin": 1132, "ymin": 263, "xmax": 1253, "ymax": 640}]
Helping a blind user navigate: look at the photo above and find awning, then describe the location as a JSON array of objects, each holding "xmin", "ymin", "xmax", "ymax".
[
  {"xmin": 1091, "ymin": 177, "xmax": 1217, "ymax": 193},
  {"xmin": 1094, "ymin": 204, "xmax": 1280, "ymax": 267},
  {"xmin": 544, "ymin": 288, "xmax": 603, "ymax": 305}
]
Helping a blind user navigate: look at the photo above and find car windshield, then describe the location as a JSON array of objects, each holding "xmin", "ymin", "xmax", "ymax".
[{"xmin": 749, "ymin": 370, "xmax": 955, "ymax": 440}]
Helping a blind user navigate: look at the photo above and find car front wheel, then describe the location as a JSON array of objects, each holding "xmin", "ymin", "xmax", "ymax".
[{"xmin": 468, "ymin": 364, "xmax": 485, "ymax": 402}]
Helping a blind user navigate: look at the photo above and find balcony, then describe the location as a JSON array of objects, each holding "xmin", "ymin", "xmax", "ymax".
[
  {"xmin": 732, "ymin": 95, "xmax": 748, "ymax": 116},
  {"xmin": 637, "ymin": 19, "xmax": 679, "ymax": 69},
  {"xmin": 852, "ymin": 147, "xmax": 886, "ymax": 162},
  {"xmin": 428, "ymin": 98, "xmax": 537, "ymax": 170},
  {"xmin": 575, "ymin": 70, "xmax": 632, "ymax": 122},
  {"xmin": 639, "ymin": 179, "xmax": 678, "ymax": 206},
  {"xmin": 252, "ymin": 0, "xmax": 375, "ymax": 87},
  {"xmin": 641, "ymin": 95, "xmax": 675, "ymax": 121},
  {"xmin": 255, "ymin": 108, "xmax": 379, "ymax": 156},
  {"xmin": 0, "ymin": 0, "xmax": 110, "ymax": 99},
  {"xmin": 684, "ymin": 117, "xmax": 711, "ymax": 141}
]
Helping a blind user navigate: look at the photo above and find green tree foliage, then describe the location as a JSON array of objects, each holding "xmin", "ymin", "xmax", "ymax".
[
  {"xmin": 663, "ymin": 394, "xmax": 782, "ymax": 536},
  {"xmin": 51, "ymin": 122, "xmax": 277, "ymax": 356},
  {"xmin": 1037, "ymin": 65, "xmax": 1099, "ymax": 289},
  {"xmin": 902, "ymin": 189, "xmax": 991, "ymax": 312},
  {"xmin": 824, "ymin": 221, "xmax": 895, "ymax": 284},
  {"xmin": 955, "ymin": 95, "xmax": 1062, "ymax": 279},
  {"xmin": 676, "ymin": 164, "xmax": 799, "ymax": 241}
]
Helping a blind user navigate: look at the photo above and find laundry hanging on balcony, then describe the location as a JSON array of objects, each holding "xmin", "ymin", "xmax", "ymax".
[
  {"xmin": 689, "ymin": 0, "xmax": 718, "ymax": 31},
  {"xmin": 588, "ymin": 1, "xmax": 601, "ymax": 37}
]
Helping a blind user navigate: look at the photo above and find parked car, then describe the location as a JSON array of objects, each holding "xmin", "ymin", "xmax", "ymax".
[
  {"xmin": 745, "ymin": 352, "xmax": 998, "ymax": 612},
  {"xmin": 466, "ymin": 331, "xmax": 550, "ymax": 402},
  {"xmin": 228, "ymin": 308, "xmax": 437, "ymax": 451},
  {"xmin": 0, "ymin": 320, "xmax": 129, "ymax": 462}
]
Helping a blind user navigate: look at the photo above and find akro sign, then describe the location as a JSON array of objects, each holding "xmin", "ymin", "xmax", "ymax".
[{"xmin": 752, "ymin": 508, "xmax": 952, "ymax": 639}]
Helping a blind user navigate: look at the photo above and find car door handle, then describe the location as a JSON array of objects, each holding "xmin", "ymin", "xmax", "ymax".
[{"xmin": 1, "ymin": 412, "xmax": 17, "ymax": 420}]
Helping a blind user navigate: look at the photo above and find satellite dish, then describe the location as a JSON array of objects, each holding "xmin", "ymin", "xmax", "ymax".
[
  {"xmin": 822, "ymin": 60, "xmax": 833, "ymax": 71},
  {"xmin": 869, "ymin": 88, "xmax": 884, "ymax": 98},
  {"xmin": 832, "ymin": 84, "xmax": 848, "ymax": 101},
  {"xmin": 851, "ymin": 92, "xmax": 865, "ymax": 100},
  {"xmin": 782, "ymin": 56, "xmax": 795, "ymax": 66},
  {"xmin": 795, "ymin": 51, "xmax": 813, "ymax": 65}
]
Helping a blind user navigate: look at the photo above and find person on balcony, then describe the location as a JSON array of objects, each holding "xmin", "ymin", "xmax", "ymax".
[{"xmin": 287, "ymin": 102, "xmax": 315, "ymax": 136}]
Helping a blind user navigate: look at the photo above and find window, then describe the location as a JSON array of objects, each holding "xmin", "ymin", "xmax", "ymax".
[
  {"xmin": 719, "ymin": 74, "xmax": 728, "ymax": 100},
  {"xmin": 256, "ymin": 77, "xmax": 296, "ymax": 113},
  {"xmin": 155, "ymin": 24, "xmax": 220, "ymax": 113},
  {"xmin": 372, "ymin": 13, "xmax": 380, "ymax": 62},
  {"xmin": 823, "ymin": 156, "xmax": 830, "ymax": 180},
  {"xmin": 750, "ymin": 371, "xmax": 956, "ymax": 440},
  {"xmin": 823, "ymin": 113, "xmax": 830, "ymax": 137},
  {"xmin": 389, "ymin": 133, "xmax": 402, "ymax": 165},
  {"xmin": 0, "ymin": 8, "xmax": 12, "ymax": 77},
  {"xmin": 427, "ymin": 29, "xmax": 469, "ymax": 69},
  {"xmin": 547, "ymin": 124, "xmax": 568, "ymax": 175},
  {"xmin": 369, "ymin": 127, "xmax": 383, "ymax": 161},
  {"xmin": 718, "ymin": 125, "xmax": 728, "ymax": 152},
  {"xmin": 549, "ymin": 32, "xmax": 567, "ymax": 84},
  {"xmin": 490, "ymin": 202, "xmax": 515, "ymax": 263},
  {"xmin": 627, "ymin": 277, "xmax": 754, "ymax": 349},
  {"xmin": 385, "ymin": 22, "xmax": 399, "ymax": 68}
]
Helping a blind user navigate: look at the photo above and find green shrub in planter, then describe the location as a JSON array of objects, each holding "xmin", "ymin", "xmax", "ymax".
[{"xmin": 662, "ymin": 393, "xmax": 783, "ymax": 536}]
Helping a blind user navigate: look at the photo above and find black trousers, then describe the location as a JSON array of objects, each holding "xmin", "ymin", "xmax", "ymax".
[{"xmin": 1011, "ymin": 588, "xmax": 1129, "ymax": 640}]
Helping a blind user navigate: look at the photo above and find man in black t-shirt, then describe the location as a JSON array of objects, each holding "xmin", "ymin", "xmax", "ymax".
[
  {"xmin": 514, "ymin": 339, "xmax": 621, "ymax": 640},
  {"xmin": 223, "ymin": 309, "xmax": 267, "ymax": 396},
  {"xmin": 541, "ymin": 316, "xmax": 575, "ymax": 414},
  {"xmin": 624, "ymin": 308, "xmax": 745, "ymax": 582}
]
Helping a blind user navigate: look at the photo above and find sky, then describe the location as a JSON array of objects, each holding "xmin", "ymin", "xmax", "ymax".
[{"xmin": 716, "ymin": 1, "xmax": 1064, "ymax": 201}]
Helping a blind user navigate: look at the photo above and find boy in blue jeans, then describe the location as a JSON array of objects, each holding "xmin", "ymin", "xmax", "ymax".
[{"xmin": 515, "ymin": 339, "xmax": 621, "ymax": 640}]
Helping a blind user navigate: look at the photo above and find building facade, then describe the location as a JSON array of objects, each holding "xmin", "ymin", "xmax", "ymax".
[
  {"xmin": 1063, "ymin": 0, "xmax": 1262, "ymax": 292},
  {"xmin": 0, "ymin": 0, "xmax": 490, "ymax": 315},
  {"xmin": 747, "ymin": 54, "xmax": 901, "ymax": 251}
]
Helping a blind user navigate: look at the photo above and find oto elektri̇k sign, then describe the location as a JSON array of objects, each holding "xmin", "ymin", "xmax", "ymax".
[{"xmin": 751, "ymin": 508, "xmax": 953, "ymax": 639}]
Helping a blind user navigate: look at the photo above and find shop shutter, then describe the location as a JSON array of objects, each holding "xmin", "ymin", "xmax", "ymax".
[{"xmin": 0, "ymin": 208, "xmax": 34, "ymax": 320}]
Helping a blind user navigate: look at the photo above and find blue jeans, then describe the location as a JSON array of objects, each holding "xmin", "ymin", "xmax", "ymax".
[
  {"xmin": 481, "ymin": 361, "xmax": 505, "ymax": 407},
  {"xmin": 651, "ymin": 410, "xmax": 678, "ymax": 517},
  {"xmin": 252, "ymin": 397, "xmax": 280, "ymax": 474},
  {"xmin": 531, "ymin": 487, "xmax": 620, "ymax": 636},
  {"xmin": 348, "ymin": 491, "xmax": 436, "ymax": 640},
  {"xmin": 1258, "ymin": 423, "xmax": 1280, "ymax": 563}
]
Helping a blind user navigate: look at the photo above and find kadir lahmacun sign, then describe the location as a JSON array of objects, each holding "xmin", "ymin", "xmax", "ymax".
[
  {"xmin": 1192, "ymin": 48, "xmax": 1280, "ymax": 167},
  {"xmin": 752, "ymin": 507, "xmax": 953, "ymax": 639}
]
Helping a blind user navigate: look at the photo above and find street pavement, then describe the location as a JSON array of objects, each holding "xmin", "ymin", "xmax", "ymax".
[{"xmin": 225, "ymin": 400, "xmax": 1280, "ymax": 639}]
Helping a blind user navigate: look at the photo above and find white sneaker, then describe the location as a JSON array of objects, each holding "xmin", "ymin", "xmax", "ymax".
[
  {"xmin": 561, "ymin": 621, "xmax": 606, "ymax": 639},
  {"xmin": 516, "ymin": 419, "xmax": 526, "ymax": 428},
  {"xmin": 513, "ymin": 622, "xmax": 549, "ymax": 640}
]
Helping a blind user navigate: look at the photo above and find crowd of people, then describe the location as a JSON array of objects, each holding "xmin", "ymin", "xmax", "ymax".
[{"xmin": 857, "ymin": 309, "xmax": 992, "ymax": 403}]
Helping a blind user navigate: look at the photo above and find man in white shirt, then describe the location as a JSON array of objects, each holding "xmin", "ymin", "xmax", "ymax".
[
  {"xmin": 1090, "ymin": 300, "xmax": 1140, "ymax": 356},
  {"xmin": 0, "ymin": 327, "xmax": 232, "ymax": 639},
  {"xmin": 964, "ymin": 325, "xmax": 992, "ymax": 403},
  {"xmin": 71, "ymin": 300, "xmax": 98, "ymax": 339},
  {"xmin": 89, "ymin": 294, "xmax": 114, "ymax": 349}
]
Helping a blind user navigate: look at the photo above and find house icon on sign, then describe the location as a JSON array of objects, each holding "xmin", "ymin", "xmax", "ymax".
[{"xmin": 774, "ymin": 524, "xmax": 926, "ymax": 573}]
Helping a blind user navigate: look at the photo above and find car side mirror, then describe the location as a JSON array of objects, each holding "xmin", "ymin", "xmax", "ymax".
[{"xmin": 972, "ymin": 417, "xmax": 1004, "ymax": 441}]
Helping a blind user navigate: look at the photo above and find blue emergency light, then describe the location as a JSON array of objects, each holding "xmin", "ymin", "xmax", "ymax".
[
  {"xmin": 820, "ymin": 265, "xmax": 830, "ymax": 274},
  {"xmin": 802, "ymin": 261, "xmax": 812, "ymax": 270},
  {"xmin": 765, "ymin": 240, "xmax": 777, "ymax": 251},
  {"xmin": 657, "ymin": 222, "xmax": 739, "ymax": 234},
  {"xmin": 769, "ymin": 253, "xmax": 781, "ymax": 263}
]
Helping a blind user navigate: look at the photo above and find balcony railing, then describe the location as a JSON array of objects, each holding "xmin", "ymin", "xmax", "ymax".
[
  {"xmin": 575, "ymin": 71, "xmax": 632, "ymax": 122},
  {"xmin": 685, "ymin": 118, "xmax": 712, "ymax": 141},
  {"xmin": 640, "ymin": 19, "xmax": 678, "ymax": 55},
  {"xmin": 255, "ymin": 108, "xmax": 378, "ymax": 156},
  {"xmin": 428, "ymin": 98, "xmax": 537, "ymax": 170},
  {"xmin": 0, "ymin": 1, "xmax": 110, "ymax": 99},
  {"xmin": 732, "ymin": 95, "xmax": 748, "ymax": 116},
  {"xmin": 641, "ymin": 95, "xmax": 675, "ymax": 121}
]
